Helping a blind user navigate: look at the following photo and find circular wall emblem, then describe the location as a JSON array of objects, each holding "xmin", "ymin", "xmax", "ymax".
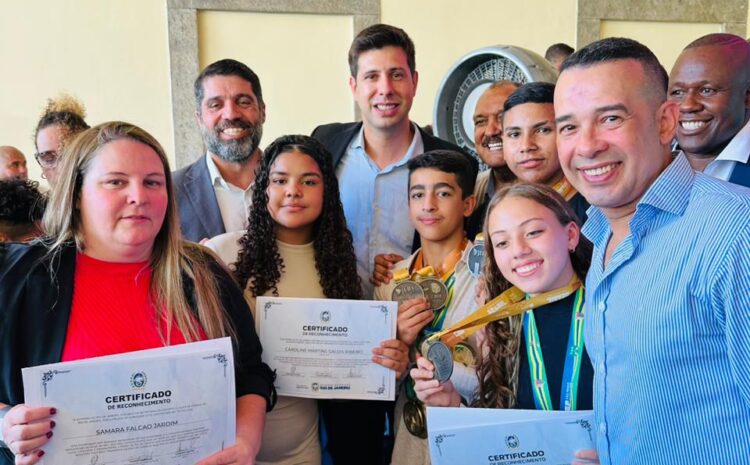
[{"xmin": 433, "ymin": 46, "xmax": 558, "ymax": 170}]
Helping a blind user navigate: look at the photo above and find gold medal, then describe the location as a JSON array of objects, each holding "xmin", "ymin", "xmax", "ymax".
[
  {"xmin": 452, "ymin": 342, "xmax": 477, "ymax": 367},
  {"xmin": 403, "ymin": 398, "xmax": 428, "ymax": 438}
]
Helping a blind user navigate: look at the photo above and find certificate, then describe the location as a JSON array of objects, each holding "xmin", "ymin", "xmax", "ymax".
[
  {"xmin": 22, "ymin": 338, "xmax": 236, "ymax": 465},
  {"xmin": 427, "ymin": 407, "xmax": 596, "ymax": 465},
  {"xmin": 256, "ymin": 297, "xmax": 397, "ymax": 400}
]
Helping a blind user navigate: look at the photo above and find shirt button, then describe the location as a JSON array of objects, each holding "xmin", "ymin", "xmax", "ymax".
[
  {"xmin": 599, "ymin": 423, "xmax": 607, "ymax": 435},
  {"xmin": 598, "ymin": 302, "xmax": 605, "ymax": 312}
]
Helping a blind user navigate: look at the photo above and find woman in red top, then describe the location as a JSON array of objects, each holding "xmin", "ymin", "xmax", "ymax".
[{"xmin": 0, "ymin": 122, "xmax": 274, "ymax": 465}]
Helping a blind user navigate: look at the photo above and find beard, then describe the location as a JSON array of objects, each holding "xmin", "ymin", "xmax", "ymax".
[{"xmin": 201, "ymin": 118, "xmax": 263, "ymax": 163}]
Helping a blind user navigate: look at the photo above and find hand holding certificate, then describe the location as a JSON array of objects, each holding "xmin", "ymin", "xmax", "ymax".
[
  {"xmin": 17, "ymin": 338, "xmax": 236, "ymax": 465},
  {"xmin": 427, "ymin": 407, "xmax": 596, "ymax": 465},
  {"xmin": 257, "ymin": 297, "xmax": 398, "ymax": 400}
]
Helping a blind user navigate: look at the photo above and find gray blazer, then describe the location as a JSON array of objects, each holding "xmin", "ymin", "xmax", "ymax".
[{"xmin": 173, "ymin": 157, "xmax": 225, "ymax": 242}]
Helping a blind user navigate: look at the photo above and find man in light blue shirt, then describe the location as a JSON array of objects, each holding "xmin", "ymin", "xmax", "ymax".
[
  {"xmin": 554, "ymin": 37, "xmax": 750, "ymax": 465},
  {"xmin": 334, "ymin": 124, "xmax": 424, "ymax": 298},
  {"xmin": 311, "ymin": 24, "xmax": 476, "ymax": 465},
  {"xmin": 312, "ymin": 24, "xmax": 475, "ymax": 299}
]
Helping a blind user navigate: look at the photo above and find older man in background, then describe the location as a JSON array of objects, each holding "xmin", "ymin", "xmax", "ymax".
[
  {"xmin": 0, "ymin": 147, "xmax": 27, "ymax": 181},
  {"xmin": 668, "ymin": 33, "xmax": 750, "ymax": 187}
]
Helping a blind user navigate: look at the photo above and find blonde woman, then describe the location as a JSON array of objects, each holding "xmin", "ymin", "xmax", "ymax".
[{"xmin": 0, "ymin": 122, "xmax": 275, "ymax": 465}]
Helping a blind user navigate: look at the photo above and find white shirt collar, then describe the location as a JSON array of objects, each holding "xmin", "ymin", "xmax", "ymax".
[
  {"xmin": 205, "ymin": 152, "xmax": 230, "ymax": 189},
  {"xmin": 714, "ymin": 118, "xmax": 750, "ymax": 164}
]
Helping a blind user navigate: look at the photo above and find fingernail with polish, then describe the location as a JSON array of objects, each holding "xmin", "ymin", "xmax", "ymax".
[
  {"xmin": 38, "ymin": 450, "xmax": 45, "ymax": 457},
  {"xmin": 46, "ymin": 431, "xmax": 53, "ymax": 439},
  {"xmin": 50, "ymin": 408, "xmax": 57, "ymax": 414},
  {"xmin": 50, "ymin": 421, "xmax": 56, "ymax": 429}
]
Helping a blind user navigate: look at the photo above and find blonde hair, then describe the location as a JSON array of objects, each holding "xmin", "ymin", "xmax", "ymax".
[
  {"xmin": 43, "ymin": 121, "xmax": 231, "ymax": 342},
  {"xmin": 33, "ymin": 93, "xmax": 89, "ymax": 151},
  {"xmin": 42, "ymin": 93, "xmax": 87, "ymax": 118}
]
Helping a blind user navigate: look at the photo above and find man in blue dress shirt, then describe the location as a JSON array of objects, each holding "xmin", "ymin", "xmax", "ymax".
[
  {"xmin": 312, "ymin": 24, "xmax": 475, "ymax": 299},
  {"xmin": 554, "ymin": 37, "xmax": 750, "ymax": 465},
  {"xmin": 311, "ymin": 24, "xmax": 475, "ymax": 465}
]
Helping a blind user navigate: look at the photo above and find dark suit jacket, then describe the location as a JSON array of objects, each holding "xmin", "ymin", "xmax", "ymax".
[
  {"xmin": 312, "ymin": 122, "xmax": 477, "ymax": 172},
  {"xmin": 729, "ymin": 159, "xmax": 750, "ymax": 188},
  {"xmin": 311, "ymin": 122, "xmax": 480, "ymax": 248},
  {"xmin": 0, "ymin": 242, "xmax": 275, "ymax": 464},
  {"xmin": 173, "ymin": 156, "xmax": 226, "ymax": 242}
]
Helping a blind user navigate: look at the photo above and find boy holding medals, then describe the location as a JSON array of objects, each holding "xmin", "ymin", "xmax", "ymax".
[{"xmin": 373, "ymin": 149, "xmax": 480, "ymax": 465}]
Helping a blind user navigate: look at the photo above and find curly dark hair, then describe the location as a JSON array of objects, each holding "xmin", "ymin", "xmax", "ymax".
[
  {"xmin": 472, "ymin": 183, "xmax": 591, "ymax": 409},
  {"xmin": 0, "ymin": 179, "xmax": 46, "ymax": 224},
  {"xmin": 234, "ymin": 135, "xmax": 362, "ymax": 299}
]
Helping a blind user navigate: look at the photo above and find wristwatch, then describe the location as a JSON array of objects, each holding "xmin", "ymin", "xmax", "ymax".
[{"xmin": 0, "ymin": 404, "xmax": 11, "ymax": 447}]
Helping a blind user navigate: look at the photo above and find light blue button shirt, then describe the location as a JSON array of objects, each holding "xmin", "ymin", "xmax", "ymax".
[
  {"xmin": 336, "ymin": 124, "xmax": 424, "ymax": 297},
  {"xmin": 583, "ymin": 154, "xmax": 750, "ymax": 465}
]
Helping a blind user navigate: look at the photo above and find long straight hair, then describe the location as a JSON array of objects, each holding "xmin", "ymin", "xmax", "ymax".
[
  {"xmin": 43, "ymin": 121, "xmax": 231, "ymax": 342},
  {"xmin": 473, "ymin": 183, "xmax": 591, "ymax": 408}
]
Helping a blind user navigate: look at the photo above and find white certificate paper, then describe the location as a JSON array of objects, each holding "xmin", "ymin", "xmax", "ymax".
[
  {"xmin": 256, "ymin": 297, "xmax": 397, "ymax": 400},
  {"xmin": 22, "ymin": 338, "xmax": 236, "ymax": 465},
  {"xmin": 427, "ymin": 407, "xmax": 596, "ymax": 465}
]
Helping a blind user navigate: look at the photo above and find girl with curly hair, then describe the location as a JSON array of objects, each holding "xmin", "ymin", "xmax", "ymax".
[
  {"xmin": 206, "ymin": 134, "xmax": 408, "ymax": 465},
  {"xmin": 412, "ymin": 183, "xmax": 594, "ymax": 414}
]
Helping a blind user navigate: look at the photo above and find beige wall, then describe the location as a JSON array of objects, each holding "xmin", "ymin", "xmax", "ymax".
[
  {"xmin": 2, "ymin": 0, "xmax": 749, "ymax": 185},
  {"xmin": 381, "ymin": 0, "xmax": 578, "ymax": 126},
  {"xmin": 197, "ymin": 11, "xmax": 355, "ymax": 148},
  {"xmin": 0, "ymin": 0, "xmax": 173, "ymax": 188},
  {"xmin": 600, "ymin": 20, "xmax": 722, "ymax": 71}
]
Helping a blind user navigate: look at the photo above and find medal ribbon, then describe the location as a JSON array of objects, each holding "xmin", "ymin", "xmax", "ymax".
[
  {"xmin": 413, "ymin": 238, "xmax": 468, "ymax": 280},
  {"xmin": 523, "ymin": 286, "xmax": 585, "ymax": 411},
  {"xmin": 551, "ymin": 176, "xmax": 577, "ymax": 201},
  {"xmin": 413, "ymin": 239, "xmax": 468, "ymax": 338},
  {"xmin": 426, "ymin": 275, "xmax": 582, "ymax": 348},
  {"xmin": 402, "ymin": 240, "xmax": 468, "ymax": 402}
]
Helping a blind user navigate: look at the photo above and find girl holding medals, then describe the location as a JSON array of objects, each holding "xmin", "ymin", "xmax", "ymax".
[
  {"xmin": 412, "ymin": 182, "xmax": 594, "ymax": 415},
  {"xmin": 206, "ymin": 135, "xmax": 408, "ymax": 465}
]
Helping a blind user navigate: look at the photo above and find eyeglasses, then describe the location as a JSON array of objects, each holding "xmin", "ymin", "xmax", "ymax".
[{"xmin": 34, "ymin": 150, "xmax": 59, "ymax": 168}]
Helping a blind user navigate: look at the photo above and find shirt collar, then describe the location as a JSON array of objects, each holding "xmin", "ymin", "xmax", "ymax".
[
  {"xmin": 637, "ymin": 153, "xmax": 693, "ymax": 216},
  {"xmin": 713, "ymin": 118, "xmax": 750, "ymax": 164},
  {"xmin": 351, "ymin": 122, "xmax": 423, "ymax": 168},
  {"xmin": 205, "ymin": 153, "xmax": 255, "ymax": 192},
  {"xmin": 205, "ymin": 153, "xmax": 229, "ymax": 189}
]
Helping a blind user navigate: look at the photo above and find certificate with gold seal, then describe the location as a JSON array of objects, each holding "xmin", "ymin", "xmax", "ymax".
[
  {"xmin": 257, "ymin": 297, "xmax": 397, "ymax": 400},
  {"xmin": 22, "ymin": 338, "xmax": 235, "ymax": 465}
]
